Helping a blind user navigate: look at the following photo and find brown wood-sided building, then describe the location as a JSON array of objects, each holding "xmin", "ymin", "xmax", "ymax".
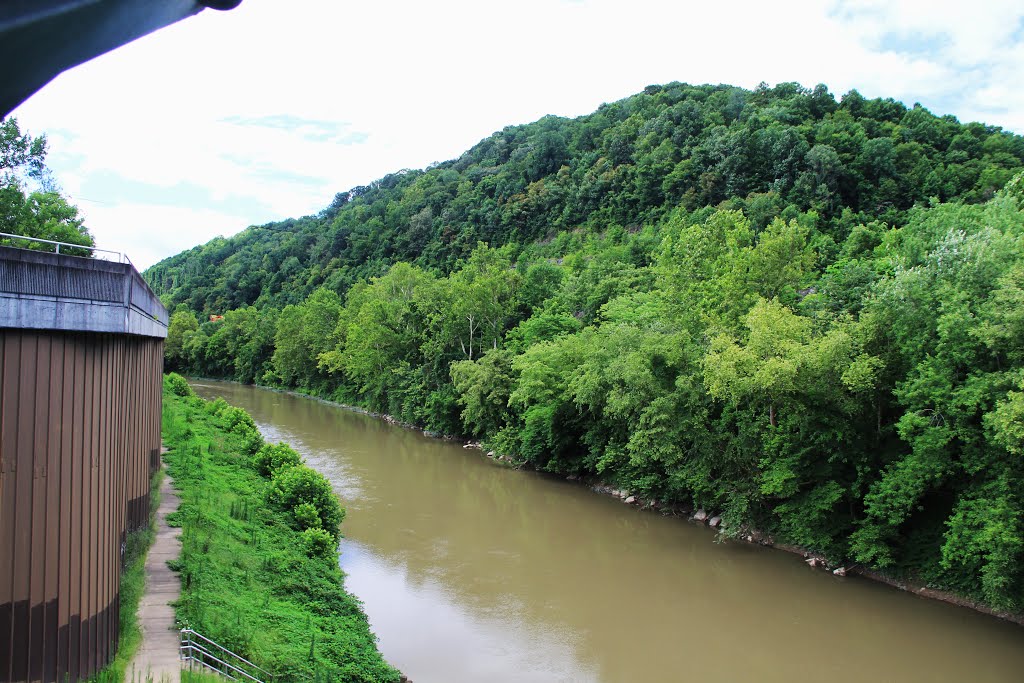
[{"xmin": 0, "ymin": 245, "xmax": 169, "ymax": 682}]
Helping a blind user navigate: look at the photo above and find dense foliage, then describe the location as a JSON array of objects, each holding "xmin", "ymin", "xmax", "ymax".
[
  {"xmin": 0, "ymin": 117, "xmax": 94, "ymax": 253},
  {"xmin": 162, "ymin": 375, "xmax": 400, "ymax": 682},
  {"xmin": 151, "ymin": 82, "xmax": 1024, "ymax": 612},
  {"xmin": 148, "ymin": 82, "xmax": 1024, "ymax": 314}
]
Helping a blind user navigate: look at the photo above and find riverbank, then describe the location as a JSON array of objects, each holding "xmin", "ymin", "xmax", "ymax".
[
  {"xmin": 161, "ymin": 374, "xmax": 402, "ymax": 682},
  {"xmin": 186, "ymin": 378, "xmax": 1024, "ymax": 682},
  {"xmin": 571, "ymin": 476, "xmax": 1024, "ymax": 627},
  {"xmin": 187, "ymin": 377, "xmax": 1024, "ymax": 628}
]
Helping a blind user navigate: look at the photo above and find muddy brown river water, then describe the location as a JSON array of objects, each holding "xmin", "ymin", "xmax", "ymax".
[{"xmin": 191, "ymin": 380, "xmax": 1024, "ymax": 683}]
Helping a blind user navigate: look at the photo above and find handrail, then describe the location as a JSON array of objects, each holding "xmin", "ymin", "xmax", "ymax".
[
  {"xmin": 0, "ymin": 230, "xmax": 131, "ymax": 264},
  {"xmin": 179, "ymin": 628, "xmax": 273, "ymax": 683}
]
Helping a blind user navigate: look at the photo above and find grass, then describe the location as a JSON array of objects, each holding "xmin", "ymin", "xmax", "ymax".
[{"xmin": 161, "ymin": 375, "xmax": 400, "ymax": 683}]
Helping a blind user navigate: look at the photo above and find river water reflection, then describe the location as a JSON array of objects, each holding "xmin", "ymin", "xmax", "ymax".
[{"xmin": 191, "ymin": 380, "xmax": 1024, "ymax": 683}]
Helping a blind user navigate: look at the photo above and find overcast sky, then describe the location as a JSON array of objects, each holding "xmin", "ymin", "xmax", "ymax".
[{"xmin": 11, "ymin": 0, "xmax": 1024, "ymax": 269}]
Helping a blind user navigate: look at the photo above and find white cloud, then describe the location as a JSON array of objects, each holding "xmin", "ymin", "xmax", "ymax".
[
  {"xmin": 76, "ymin": 200, "xmax": 260, "ymax": 272},
  {"xmin": 10, "ymin": 0, "xmax": 1024, "ymax": 269},
  {"xmin": 832, "ymin": 0, "xmax": 1022, "ymax": 65}
]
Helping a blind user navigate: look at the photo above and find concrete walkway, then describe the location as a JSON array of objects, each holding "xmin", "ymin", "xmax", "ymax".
[{"xmin": 128, "ymin": 455, "xmax": 182, "ymax": 683}]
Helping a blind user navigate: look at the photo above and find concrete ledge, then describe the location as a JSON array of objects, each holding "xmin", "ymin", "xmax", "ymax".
[{"xmin": 0, "ymin": 245, "xmax": 168, "ymax": 338}]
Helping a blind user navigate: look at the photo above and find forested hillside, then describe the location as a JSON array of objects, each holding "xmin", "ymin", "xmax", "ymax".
[
  {"xmin": 147, "ymin": 82, "xmax": 1023, "ymax": 312},
  {"xmin": 148, "ymin": 82, "xmax": 1024, "ymax": 612}
]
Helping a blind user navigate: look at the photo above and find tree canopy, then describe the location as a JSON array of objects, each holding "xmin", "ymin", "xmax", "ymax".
[
  {"xmin": 147, "ymin": 82, "xmax": 1024, "ymax": 315},
  {"xmin": 0, "ymin": 117, "xmax": 93, "ymax": 252}
]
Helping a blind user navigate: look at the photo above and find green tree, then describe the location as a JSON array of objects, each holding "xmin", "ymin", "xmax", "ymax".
[
  {"xmin": 14, "ymin": 191, "xmax": 93, "ymax": 249},
  {"xmin": 0, "ymin": 117, "xmax": 46, "ymax": 182},
  {"xmin": 451, "ymin": 349, "xmax": 514, "ymax": 437},
  {"xmin": 435, "ymin": 243, "xmax": 520, "ymax": 361},
  {"xmin": 704, "ymin": 298, "xmax": 813, "ymax": 428},
  {"xmin": 272, "ymin": 288, "xmax": 342, "ymax": 389},
  {"xmin": 320, "ymin": 263, "xmax": 435, "ymax": 409},
  {"xmin": 165, "ymin": 309, "xmax": 199, "ymax": 371},
  {"xmin": 1, "ymin": 118, "xmax": 93, "ymax": 252}
]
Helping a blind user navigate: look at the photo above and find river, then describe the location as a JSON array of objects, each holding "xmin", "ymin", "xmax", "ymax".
[{"xmin": 191, "ymin": 380, "xmax": 1024, "ymax": 683}]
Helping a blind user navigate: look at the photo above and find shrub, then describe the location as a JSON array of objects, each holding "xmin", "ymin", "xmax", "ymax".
[
  {"xmin": 300, "ymin": 527, "xmax": 336, "ymax": 559},
  {"xmin": 268, "ymin": 466, "xmax": 344, "ymax": 540},
  {"xmin": 165, "ymin": 372, "xmax": 194, "ymax": 397},
  {"xmin": 293, "ymin": 502, "xmax": 321, "ymax": 531},
  {"xmin": 234, "ymin": 424, "xmax": 264, "ymax": 455},
  {"xmin": 253, "ymin": 442, "xmax": 302, "ymax": 477},
  {"xmin": 206, "ymin": 397, "xmax": 229, "ymax": 416},
  {"xmin": 206, "ymin": 404, "xmax": 263, "ymax": 455},
  {"xmin": 222, "ymin": 406, "xmax": 257, "ymax": 433}
]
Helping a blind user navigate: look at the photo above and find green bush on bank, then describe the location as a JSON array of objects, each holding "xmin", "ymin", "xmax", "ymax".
[
  {"xmin": 166, "ymin": 372, "xmax": 192, "ymax": 397},
  {"xmin": 203, "ymin": 396, "xmax": 264, "ymax": 455},
  {"xmin": 161, "ymin": 373, "xmax": 399, "ymax": 682},
  {"xmin": 266, "ymin": 465, "xmax": 345, "ymax": 542},
  {"xmin": 253, "ymin": 442, "xmax": 302, "ymax": 477}
]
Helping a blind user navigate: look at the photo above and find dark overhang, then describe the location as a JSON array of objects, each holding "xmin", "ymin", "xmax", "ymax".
[{"xmin": 1, "ymin": 0, "xmax": 242, "ymax": 117}]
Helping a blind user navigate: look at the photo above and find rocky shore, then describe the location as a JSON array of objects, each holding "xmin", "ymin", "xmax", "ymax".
[{"xmin": 466, "ymin": 439, "xmax": 1024, "ymax": 627}]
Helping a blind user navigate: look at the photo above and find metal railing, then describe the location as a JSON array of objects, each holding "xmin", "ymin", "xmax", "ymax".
[
  {"xmin": 179, "ymin": 629, "xmax": 273, "ymax": 683},
  {"xmin": 0, "ymin": 231, "xmax": 131, "ymax": 264}
]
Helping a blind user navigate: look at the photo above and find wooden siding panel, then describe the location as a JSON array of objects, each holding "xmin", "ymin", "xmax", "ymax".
[
  {"xmin": 0, "ymin": 330, "xmax": 163, "ymax": 682},
  {"xmin": 1, "ymin": 334, "xmax": 18, "ymax": 683},
  {"xmin": 12, "ymin": 334, "xmax": 35, "ymax": 683},
  {"xmin": 67, "ymin": 337, "xmax": 84, "ymax": 683},
  {"xmin": 28, "ymin": 334, "xmax": 49, "ymax": 681},
  {"xmin": 43, "ymin": 337, "xmax": 62, "ymax": 683},
  {"xmin": 57, "ymin": 338, "xmax": 74, "ymax": 680}
]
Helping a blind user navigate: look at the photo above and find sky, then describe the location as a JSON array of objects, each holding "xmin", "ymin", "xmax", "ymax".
[{"xmin": 11, "ymin": 0, "xmax": 1024, "ymax": 270}]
